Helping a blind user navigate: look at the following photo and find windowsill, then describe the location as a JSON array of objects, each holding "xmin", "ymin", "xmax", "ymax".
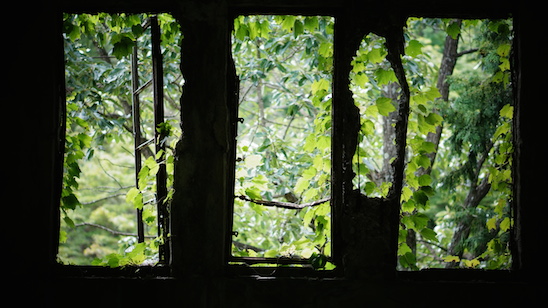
[
  {"xmin": 54, "ymin": 263, "xmax": 524, "ymax": 284},
  {"xmin": 226, "ymin": 263, "xmax": 341, "ymax": 279},
  {"xmin": 54, "ymin": 263, "xmax": 172, "ymax": 279}
]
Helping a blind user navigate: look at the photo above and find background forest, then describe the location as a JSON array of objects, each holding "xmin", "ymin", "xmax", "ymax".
[{"xmin": 59, "ymin": 13, "xmax": 513, "ymax": 270}]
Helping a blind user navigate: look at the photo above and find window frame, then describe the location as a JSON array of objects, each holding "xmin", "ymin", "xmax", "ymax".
[
  {"xmin": 227, "ymin": 13, "xmax": 336, "ymax": 269},
  {"xmin": 57, "ymin": 12, "xmax": 175, "ymax": 273},
  {"xmin": 54, "ymin": 1, "xmax": 524, "ymax": 282}
]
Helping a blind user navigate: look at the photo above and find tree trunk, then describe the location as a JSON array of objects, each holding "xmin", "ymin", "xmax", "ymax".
[
  {"xmin": 425, "ymin": 19, "xmax": 462, "ymax": 173},
  {"xmin": 445, "ymin": 176, "xmax": 491, "ymax": 268},
  {"xmin": 405, "ymin": 20, "xmax": 463, "ymax": 261}
]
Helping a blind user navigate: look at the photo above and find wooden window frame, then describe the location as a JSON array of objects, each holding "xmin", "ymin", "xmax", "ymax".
[{"xmin": 53, "ymin": 1, "xmax": 528, "ymax": 283}]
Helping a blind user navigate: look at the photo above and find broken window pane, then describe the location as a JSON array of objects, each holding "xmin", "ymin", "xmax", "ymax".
[
  {"xmin": 59, "ymin": 13, "xmax": 182, "ymax": 266},
  {"xmin": 350, "ymin": 18, "xmax": 514, "ymax": 270},
  {"xmin": 231, "ymin": 15, "xmax": 334, "ymax": 265}
]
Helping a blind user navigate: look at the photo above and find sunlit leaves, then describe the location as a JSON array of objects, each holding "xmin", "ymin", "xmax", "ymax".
[
  {"xmin": 405, "ymin": 40, "xmax": 424, "ymax": 57},
  {"xmin": 232, "ymin": 15, "xmax": 333, "ymax": 261},
  {"xmin": 60, "ymin": 12, "xmax": 182, "ymax": 265},
  {"xmin": 111, "ymin": 33, "xmax": 135, "ymax": 59},
  {"xmin": 446, "ymin": 20, "xmax": 461, "ymax": 39},
  {"xmin": 376, "ymin": 97, "xmax": 396, "ymax": 116},
  {"xmin": 374, "ymin": 68, "xmax": 398, "ymax": 86},
  {"xmin": 499, "ymin": 104, "xmax": 513, "ymax": 119}
]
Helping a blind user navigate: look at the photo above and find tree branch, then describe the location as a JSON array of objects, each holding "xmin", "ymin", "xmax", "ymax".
[
  {"xmin": 233, "ymin": 241, "xmax": 264, "ymax": 253},
  {"xmin": 80, "ymin": 193, "xmax": 126, "ymax": 205},
  {"xmin": 236, "ymin": 195, "xmax": 330, "ymax": 210},
  {"xmin": 457, "ymin": 48, "xmax": 479, "ymax": 57},
  {"xmin": 75, "ymin": 222, "xmax": 155, "ymax": 238}
]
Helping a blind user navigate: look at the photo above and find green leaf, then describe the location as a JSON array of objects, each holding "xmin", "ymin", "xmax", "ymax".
[
  {"xmin": 111, "ymin": 34, "xmax": 135, "ymax": 59},
  {"xmin": 294, "ymin": 19, "xmax": 304, "ymax": 37},
  {"xmin": 402, "ymin": 199, "xmax": 416, "ymax": 213},
  {"xmin": 446, "ymin": 21, "xmax": 461, "ymax": 39},
  {"xmin": 500, "ymin": 217, "xmax": 511, "ymax": 231},
  {"xmin": 443, "ymin": 255, "xmax": 460, "ymax": 263},
  {"xmin": 418, "ymin": 174, "xmax": 432, "ymax": 186},
  {"xmin": 416, "ymin": 155, "xmax": 431, "ymax": 169},
  {"xmin": 497, "ymin": 43, "xmax": 511, "ymax": 57},
  {"xmin": 59, "ymin": 230, "xmax": 68, "ymax": 243},
  {"xmin": 245, "ymin": 186, "xmax": 262, "ymax": 200},
  {"xmin": 463, "ymin": 258, "xmax": 480, "ymax": 268},
  {"xmin": 425, "ymin": 112, "xmax": 443, "ymax": 126},
  {"xmin": 235, "ymin": 23, "xmax": 248, "ymax": 40},
  {"xmin": 420, "ymin": 227, "xmax": 438, "ymax": 242},
  {"xmin": 304, "ymin": 16, "xmax": 319, "ymax": 31},
  {"xmin": 133, "ymin": 192, "xmax": 144, "ymax": 210},
  {"xmin": 400, "ymin": 252, "xmax": 418, "ymax": 270},
  {"xmin": 486, "ymin": 217, "xmax": 497, "ymax": 231},
  {"xmin": 144, "ymin": 156, "xmax": 159, "ymax": 176},
  {"xmin": 419, "ymin": 141, "xmax": 436, "ymax": 154},
  {"xmin": 303, "ymin": 166, "xmax": 317, "ymax": 180},
  {"xmin": 413, "ymin": 190, "xmax": 429, "ymax": 206},
  {"xmin": 264, "ymin": 249, "xmax": 278, "ymax": 258},
  {"xmin": 126, "ymin": 243, "xmax": 146, "ymax": 264},
  {"xmin": 125, "ymin": 187, "xmax": 140, "ymax": 204},
  {"xmin": 310, "ymin": 252, "xmax": 328, "ymax": 269},
  {"xmin": 499, "ymin": 57, "xmax": 510, "ymax": 72},
  {"xmin": 281, "ymin": 15, "xmax": 296, "ymax": 32},
  {"xmin": 405, "ymin": 39, "xmax": 423, "ymax": 57},
  {"xmin": 368, "ymin": 47, "xmax": 385, "ymax": 64},
  {"xmin": 106, "ymin": 254, "xmax": 120, "ymax": 268},
  {"xmin": 376, "ymin": 97, "xmax": 396, "ymax": 116},
  {"xmin": 138, "ymin": 165, "xmax": 150, "ymax": 189},
  {"xmin": 311, "ymin": 78, "xmax": 330, "ymax": 94},
  {"xmin": 412, "ymin": 213, "xmax": 429, "ymax": 230},
  {"xmin": 294, "ymin": 177, "xmax": 309, "ymax": 194},
  {"xmin": 499, "ymin": 104, "xmax": 513, "ymax": 119},
  {"xmin": 303, "ymin": 188, "xmax": 319, "ymax": 201},
  {"xmin": 353, "ymin": 72, "xmax": 369, "ymax": 88},
  {"xmin": 62, "ymin": 193, "xmax": 80, "ymax": 210},
  {"xmin": 303, "ymin": 134, "xmax": 317, "ymax": 152},
  {"xmin": 401, "ymin": 186, "xmax": 413, "ymax": 202},
  {"xmin": 398, "ymin": 242, "xmax": 412, "ymax": 256},
  {"xmin": 63, "ymin": 216, "xmax": 75, "ymax": 228},
  {"xmin": 374, "ymin": 68, "xmax": 397, "ymax": 86}
]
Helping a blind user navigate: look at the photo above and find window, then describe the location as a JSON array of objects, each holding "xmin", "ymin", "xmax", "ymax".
[
  {"xmin": 55, "ymin": 5, "xmax": 519, "ymax": 280},
  {"xmin": 348, "ymin": 18, "xmax": 514, "ymax": 270},
  {"xmin": 59, "ymin": 13, "xmax": 182, "ymax": 266},
  {"xmin": 230, "ymin": 15, "xmax": 334, "ymax": 268},
  {"xmin": 227, "ymin": 15, "xmax": 514, "ymax": 272}
]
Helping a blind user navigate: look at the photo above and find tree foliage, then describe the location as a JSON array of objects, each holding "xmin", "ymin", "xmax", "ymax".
[
  {"xmin": 60, "ymin": 13, "xmax": 513, "ymax": 270},
  {"xmin": 60, "ymin": 13, "xmax": 182, "ymax": 265}
]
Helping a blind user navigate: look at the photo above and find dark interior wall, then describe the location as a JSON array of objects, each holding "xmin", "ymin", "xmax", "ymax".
[{"xmin": 8, "ymin": 0, "xmax": 547, "ymax": 306}]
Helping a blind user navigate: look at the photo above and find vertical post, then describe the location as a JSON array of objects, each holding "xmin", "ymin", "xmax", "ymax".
[
  {"xmin": 150, "ymin": 15, "xmax": 169, "ymax": 264},
  {"xmin": 132, "ymin": 40, "xmax": 145, "ymax": 244},
  {"xmin": 170, "ymin": 5, "xmax": 231, "ymax": 276},
  {"xmin": 331, "ymin": 16, "xmax": 363, "ymax": 267}
]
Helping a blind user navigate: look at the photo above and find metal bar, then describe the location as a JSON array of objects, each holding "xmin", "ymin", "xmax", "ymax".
[
  {"xmin": 132, "ymin": 36, "xmax": 145, "ymax": 244},
  {"xmin": 133, "ymin": 78, "xmax": 153, "ymax": 96},
  {"xmin": 230, "ymin": 256, "xmax": 311, "ymax": 265},
  {"xmin": 135, "ymin": 137, "xmax": 154, "ymax": 151},
  {"xmin": 150, "ymin": 15, "xmax": 170, "ymax": 264}
]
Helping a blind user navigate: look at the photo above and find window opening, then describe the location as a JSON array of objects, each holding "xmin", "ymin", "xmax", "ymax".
[
  {"xmin": 230, "ymin": 15, "xmax": 334, "ymax": 269},
  {"xmin": 59, "ymin": 13, "xmax": 182, "ymax": 266},
  {"xmin": 350, "ymin": 18, "xmax": 514, "ymax": 270}
]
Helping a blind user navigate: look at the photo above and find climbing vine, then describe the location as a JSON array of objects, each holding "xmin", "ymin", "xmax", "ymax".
[{"xmin": 60, "ymin": 13, "xmax": 513, "ymax": 270}]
